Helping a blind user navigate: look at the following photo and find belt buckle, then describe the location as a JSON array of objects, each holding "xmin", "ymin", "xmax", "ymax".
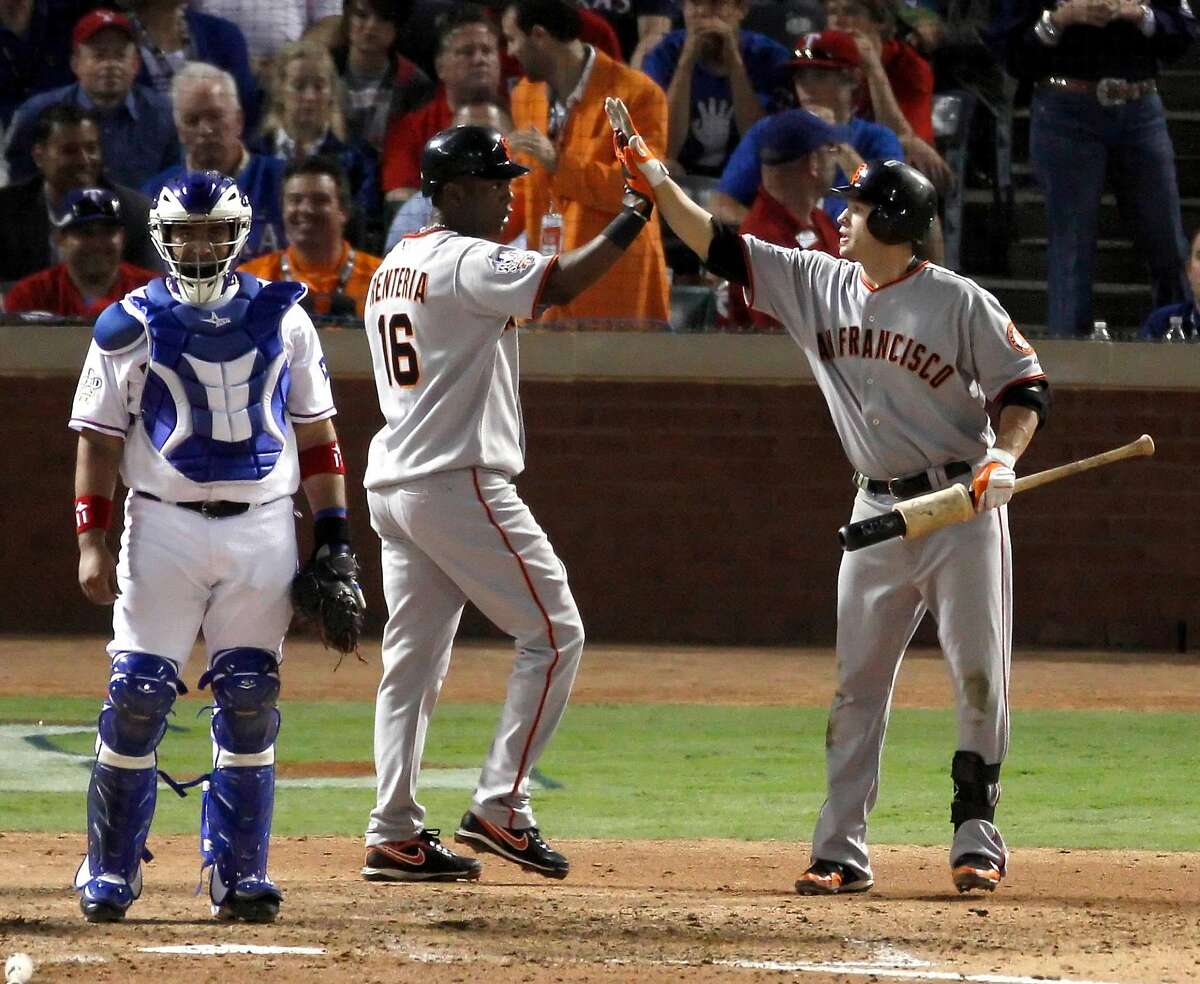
[
  {"xmin": 1095, "ymin": 78, "xmax": 1126, "ymax": 107},
  {"xmin": 887, "ymin": 477, "xmax": 903, "ymax": 498}
]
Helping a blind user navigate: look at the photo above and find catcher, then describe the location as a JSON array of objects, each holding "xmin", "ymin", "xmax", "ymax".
[{"xmin": 69, "ymin": 170, "xmax": 364, "ymax": 925}]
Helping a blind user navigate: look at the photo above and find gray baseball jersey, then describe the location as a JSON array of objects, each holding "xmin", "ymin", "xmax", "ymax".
[
  {"xmin": 742, "ymin": 236, "xmax": 1045, "ymax": 882},
  {"xmin": 742, "ymin": 242, "xmax": 1044, "ymax": 479}
]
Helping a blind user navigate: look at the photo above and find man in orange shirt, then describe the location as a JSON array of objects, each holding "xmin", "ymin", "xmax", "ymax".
[
  {"xmin": 3, "ymin": 187, "xmax": 156, "ymax": 318},
  {"xmin": 240, "ymin": 157, "xmax": 381, "ymax": 318},
  {"xmin": 502, "ymin": 0, "xmax": 670, "ymax": 328}
]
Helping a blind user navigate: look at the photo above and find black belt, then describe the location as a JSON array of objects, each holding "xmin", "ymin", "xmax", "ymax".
[
  {"xmin": 135, "ymin": 491, "xmax": 253, "ymax": 518},
  {"xmin": 852, "ymin": 461, "xmax": 971, "ymax": 500}
]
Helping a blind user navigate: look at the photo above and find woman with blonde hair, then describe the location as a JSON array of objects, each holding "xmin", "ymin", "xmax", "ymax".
[{"xmin": 252, "ymin": 40, "xmax": 380, "ymax": 236}]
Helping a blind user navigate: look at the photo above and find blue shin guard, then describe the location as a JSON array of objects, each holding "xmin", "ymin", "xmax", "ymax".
[
  {"xmin": 198, "ymin": 647, "xmax": 282, "ymax": 922},
  {"xmin": 75, "ymin": 652, "xmax": 181, "ymax": 922}
]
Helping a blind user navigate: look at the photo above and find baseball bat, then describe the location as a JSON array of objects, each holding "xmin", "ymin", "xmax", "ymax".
[{"xmin": 838, "ymin": 434, "xmax": 1156, "ymax": 552}]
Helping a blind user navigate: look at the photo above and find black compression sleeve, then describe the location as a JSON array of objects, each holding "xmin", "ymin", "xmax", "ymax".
[
  {"xmin": 705, "ymin": 219, "xmax": 750, "ymax": 285},
  {"xmin": 999, "ymin": 379, "xmax": 1051, "ymax": 428}
]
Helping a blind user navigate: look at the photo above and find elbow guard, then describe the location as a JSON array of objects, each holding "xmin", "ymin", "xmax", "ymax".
[
  {"xmin": 999, "ymin": 379, "xmax": 1050, "ymax": 428},
  {"xmin": 705, "ymin": 219, "xmax": 750, "ymax": 286}
]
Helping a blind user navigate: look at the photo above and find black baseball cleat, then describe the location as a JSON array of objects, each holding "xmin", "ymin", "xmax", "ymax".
[
  {"xmin": 214, "ymin": 894, "xmax": 281, "ymax": 924},
  {"xmin": 795, "ymin": 859, "xmax": 874, "ymax": 895},
  {"xmin": 362, "ymin": 829, "xmax": 483, "ymax": 882},
  {"xmin": 80, "ymin": 897, "xmax": 127, "ymax": 923},
  {"xmin": 454, "ymin": 811, "xmax": 569, "ymax": 879}
]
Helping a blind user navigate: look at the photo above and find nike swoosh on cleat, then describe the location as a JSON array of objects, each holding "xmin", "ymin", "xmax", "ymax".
[
  {"xmin": 481, "ymin": 819, "xmax": 528, "ymax": 852},
  {"xmin": 379, "ymin": 845, "xmax": 425, "ymax": 866}
]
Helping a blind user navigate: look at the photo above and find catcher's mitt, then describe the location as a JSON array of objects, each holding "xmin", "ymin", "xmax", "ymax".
[{"xmin": 291, "ymin": 545, "xmax": 366, "ymax": 658}]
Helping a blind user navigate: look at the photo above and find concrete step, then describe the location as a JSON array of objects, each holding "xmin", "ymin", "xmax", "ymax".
[
  {"xmin": 1010, "ymin": 108, "xmax": 1200, "ymax": 162},
  {"xmin": 975, "ymin": 276, "xmax": 1152, "ymax": 334},
  {"xmin": 963, "ymin": 189, "xmax": 1200, "ymax": 242},
  {"xmin": 1158, "ymin": 68, "xmax": 1200, "ymax": 108},
  {"xmin": 1006, "ymin": 237, "xmax": 1144, "ymax": 282},
  {"xmin": 1011, "ymin": 156, "xmax": 1200, "ymax": 198}
]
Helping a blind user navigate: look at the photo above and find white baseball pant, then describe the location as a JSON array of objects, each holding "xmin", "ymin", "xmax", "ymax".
[{"xmin": 365, "ymin": 467, "xmax": 584, "ymax": 845}]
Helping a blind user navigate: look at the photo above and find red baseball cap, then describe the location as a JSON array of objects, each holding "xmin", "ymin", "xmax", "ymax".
[
  {"xmin": 788, "ymin": 30, "xmax": 862, "ymax": 72},
  {"xmin": 72, "ymin": 8, "xmax": 135, "ymax": 49}
]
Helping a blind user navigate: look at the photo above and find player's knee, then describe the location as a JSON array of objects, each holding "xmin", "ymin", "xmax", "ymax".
[
  {"xmin": 199, "ymin": 647, "xmax": 281, "ymax": 755},
  {"xmin": 950, "ymin": 750, "xmax": 1002, "ymax": 829},
  {"xmin": 99, "ymin": 652, "xmax": 181, "ymax": 759}
]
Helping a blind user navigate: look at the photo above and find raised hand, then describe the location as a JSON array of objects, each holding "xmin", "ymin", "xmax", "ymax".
[{"xmin": 605, "ymin": 96, "xmax": 670, "ymax": 203}]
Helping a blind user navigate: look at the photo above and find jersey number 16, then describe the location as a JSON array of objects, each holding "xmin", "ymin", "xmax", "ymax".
[{"xmin": 377, "ymin": 313, "xmax": 420, "ymax": 387}]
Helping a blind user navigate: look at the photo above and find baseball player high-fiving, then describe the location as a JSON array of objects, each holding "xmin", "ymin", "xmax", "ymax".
[
  {"xmin": 360, "ymin": 124, "xmax": 654, "ymax": 882},
  {"xmin": 70, "ymin": 171, "xmax": 358, "ymax": 924},
  {"xmin": 605, "ymin": 98, "xmax": 1049, "ymax": 895}
]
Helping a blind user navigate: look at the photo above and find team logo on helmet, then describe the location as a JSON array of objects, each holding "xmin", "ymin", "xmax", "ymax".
[
  {"xmin": 849, "ymin": 162, "xmax": 869, "ymax": 185},
  {"xmin": 1006, "ymin": 322, "xmax": 1034, "ymax": 356}
]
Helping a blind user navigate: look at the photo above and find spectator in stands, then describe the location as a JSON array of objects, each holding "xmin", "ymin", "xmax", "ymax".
[
  {"xmin": 118, "ymin": 0, "xmax": 260, "ymax": 134},
  {"xmin": 576, "ymin": 0, "xmax": 677, "ymax": 68},
  {"xmin": 385, "ymin": 98, "xmax": 519, "ymax": 249},
  {"xmin": 332, "ymin": 0, "xmax": 435, "ymax": 152},
  {"xmin": 1000, "ymin": 0, "xmax": 1197, "ymax": 338},
  {"xmin": 190, "ymin": 0, "xmax": 344, "ymax": 77},
  {"xmin": 1141, "ymin": 226, "xmax": 1200, "ymax": 339},
  {"xmin": 711, "ymin": 31, "xmax": 903, "ymax": 227},
  {"xmin": 503, "ymin": 0, "xmax": 671, "ymax": 325},
  {"xmin": 642, "ymin": 0, "xmax": 792, "ymax": 177},
  {"xmin": 0, "ymin": 104, "xmax": 158, "ymax": 283},
  {"xmin": 142, "ymin": 63, "xmax": 286, "ymax": 258},
  {"xmin": 3, "ymin": 188, "xmax": 156, "ymax": 318},
  {"xmin": 381, "ymin": 4, "xmax": 503, "ymax": 204},
  {"xmin": 741, "ymin": 0, "xmax": 826, "ymax": 47},
  {"xmin": 718, "ymin": 108, "xmax": 845, "ymax": 329},
  {"xmin": 240, "ymin": 158, "xmax": 382, "ymax": 318},
  {"xmin": 824, "ymin": 0, "xmax": 952, "ymax": 189},
  {"xmin": 1, "ymin": 0, "xmax": 95, "ymax": 129},
  {"xmin": 253, "ymin": 41, "xmax": 381, "ymax": 217},
  {"xmin": 5, "ymin": 9, "xmax": 180, "ymax": 190}
]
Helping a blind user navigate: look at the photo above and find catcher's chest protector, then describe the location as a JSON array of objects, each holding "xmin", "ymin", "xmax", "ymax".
[{"xmin": 130, "ymin": 276, "xmax": 301, "ymax": 484}]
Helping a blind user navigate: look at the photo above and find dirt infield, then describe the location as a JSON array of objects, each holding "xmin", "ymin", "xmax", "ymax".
[{"xmin": 2, "ymin": 638, "xmax": 1198, "ymax": 983}]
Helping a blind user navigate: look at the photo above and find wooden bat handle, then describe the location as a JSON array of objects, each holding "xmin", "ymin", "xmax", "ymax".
[{"xmin": 1014, "ymin": 434, "xmax": 1155, "ymax": 495}]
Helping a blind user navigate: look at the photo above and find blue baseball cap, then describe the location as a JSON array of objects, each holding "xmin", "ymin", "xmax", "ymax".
[
  {"xmin": 759, "ymin": 110, "xmax": 849, "ymax": 166},
  {"xmin": 53, "ymin": 187, "xmax": 122, "ymax": 230}
]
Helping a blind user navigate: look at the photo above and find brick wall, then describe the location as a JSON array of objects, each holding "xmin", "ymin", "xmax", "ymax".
[{"xmin": 17, "ymin": 377, "xmax": 1198, "ymax": 651}]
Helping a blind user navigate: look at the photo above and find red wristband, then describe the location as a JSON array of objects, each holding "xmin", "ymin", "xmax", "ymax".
[
  {"xmin": 298, "ymin": 440, "xmax": 345, "ymax": 480},
  {"xmin": 75, "ymin": 495, "xmax": 113, "ymax": 535}
]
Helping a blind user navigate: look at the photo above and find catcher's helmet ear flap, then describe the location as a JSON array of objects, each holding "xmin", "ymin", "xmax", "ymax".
[
  {"xmin": 420, "ymin": 124, "xmax": 529, "ymax": 200},
  {"xmin": 832, "ymin": 159, "xmax": 937, "ymax": 246}
]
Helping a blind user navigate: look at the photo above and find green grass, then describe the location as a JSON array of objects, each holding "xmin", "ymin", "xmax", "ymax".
[{"xmin": 1, "ymin": 696, "xmax": 1196, "ymax": 850}]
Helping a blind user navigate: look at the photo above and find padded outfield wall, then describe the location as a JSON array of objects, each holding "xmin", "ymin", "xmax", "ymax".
[{"xmin": 3, "ymin": 326, "xmax": 1197, "ymax": 650}]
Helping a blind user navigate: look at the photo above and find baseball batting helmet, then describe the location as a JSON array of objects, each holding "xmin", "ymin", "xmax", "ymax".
[
  {"xmin": 831, "ymin": 159, "xmax": 937, "ymax": 246},
  {"xmin": 420, "ymin": 125, "xmax": 529, "ymax": 199}
]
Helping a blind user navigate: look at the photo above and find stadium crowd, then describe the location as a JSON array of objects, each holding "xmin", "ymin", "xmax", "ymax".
[{"xmin": 0, "ymin": 0, "xmax": 1196, "ymax": 337}]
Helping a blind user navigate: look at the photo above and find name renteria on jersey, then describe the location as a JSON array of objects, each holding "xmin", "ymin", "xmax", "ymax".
[
  {"xmin": 121, "ymin": 275, "xmax": 306, "ymax": 483},
  {"xmin": 816, "ymin": 324, "xmax": 956, "ymax": 389}
]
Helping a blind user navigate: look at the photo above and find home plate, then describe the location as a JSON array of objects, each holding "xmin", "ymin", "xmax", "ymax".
[{"xmin": 139, "ymin": 944, "xmax": 326, "ymax": 956}]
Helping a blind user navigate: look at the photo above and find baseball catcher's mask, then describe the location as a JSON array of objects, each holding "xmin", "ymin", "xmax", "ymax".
[
  {"xmin": 831, "ymin": 159, "xmax": 937, "ymax": 246},
  {"xmin": 150, "ymin": 171, "xmax": 252, "ymax": 305}
]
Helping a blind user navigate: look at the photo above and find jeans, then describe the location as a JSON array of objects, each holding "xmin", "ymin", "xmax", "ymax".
[{"xmin": 1029, "ymin": 86, "xmax": 1188, "ymax": 337}]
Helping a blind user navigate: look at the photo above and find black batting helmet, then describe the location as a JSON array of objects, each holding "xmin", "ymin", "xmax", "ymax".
[
  {"xmin": 831, "ymin": 159, "xmax": 936, "ymax": 246},
  {"xmin": 420, "ymin": 125, "xmax": 529, "ymax": 199}
]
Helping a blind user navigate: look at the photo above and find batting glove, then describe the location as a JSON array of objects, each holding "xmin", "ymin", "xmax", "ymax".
[
  {"xmin": 971, "ymin": 447, "xmax": 1017, "ymax": 513},
  {"xmin": 605, "ymin": 97, "xmax": 670, "ymax": 203}
]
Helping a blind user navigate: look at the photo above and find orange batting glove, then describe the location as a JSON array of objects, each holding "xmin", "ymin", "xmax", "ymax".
[
  {"xmin": 605, "ymin": 96, "xmax": 670, "ymax": 203},
  {"xmin": 971, "ymin": 447, "xmax": 1016, "ymax": 513}
]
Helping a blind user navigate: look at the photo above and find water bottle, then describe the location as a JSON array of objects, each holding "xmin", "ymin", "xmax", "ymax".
[
  {"xmin": 1090, "ymin": 320, "xmax": 1111, "ymax": 342},
  {"xmin": 540, "ymin": 210, "xmax": 562, "ymax": 256},
  {"xmin": 1164, "ymin": 314, "xmax": 1186, "ymax": 342}
]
